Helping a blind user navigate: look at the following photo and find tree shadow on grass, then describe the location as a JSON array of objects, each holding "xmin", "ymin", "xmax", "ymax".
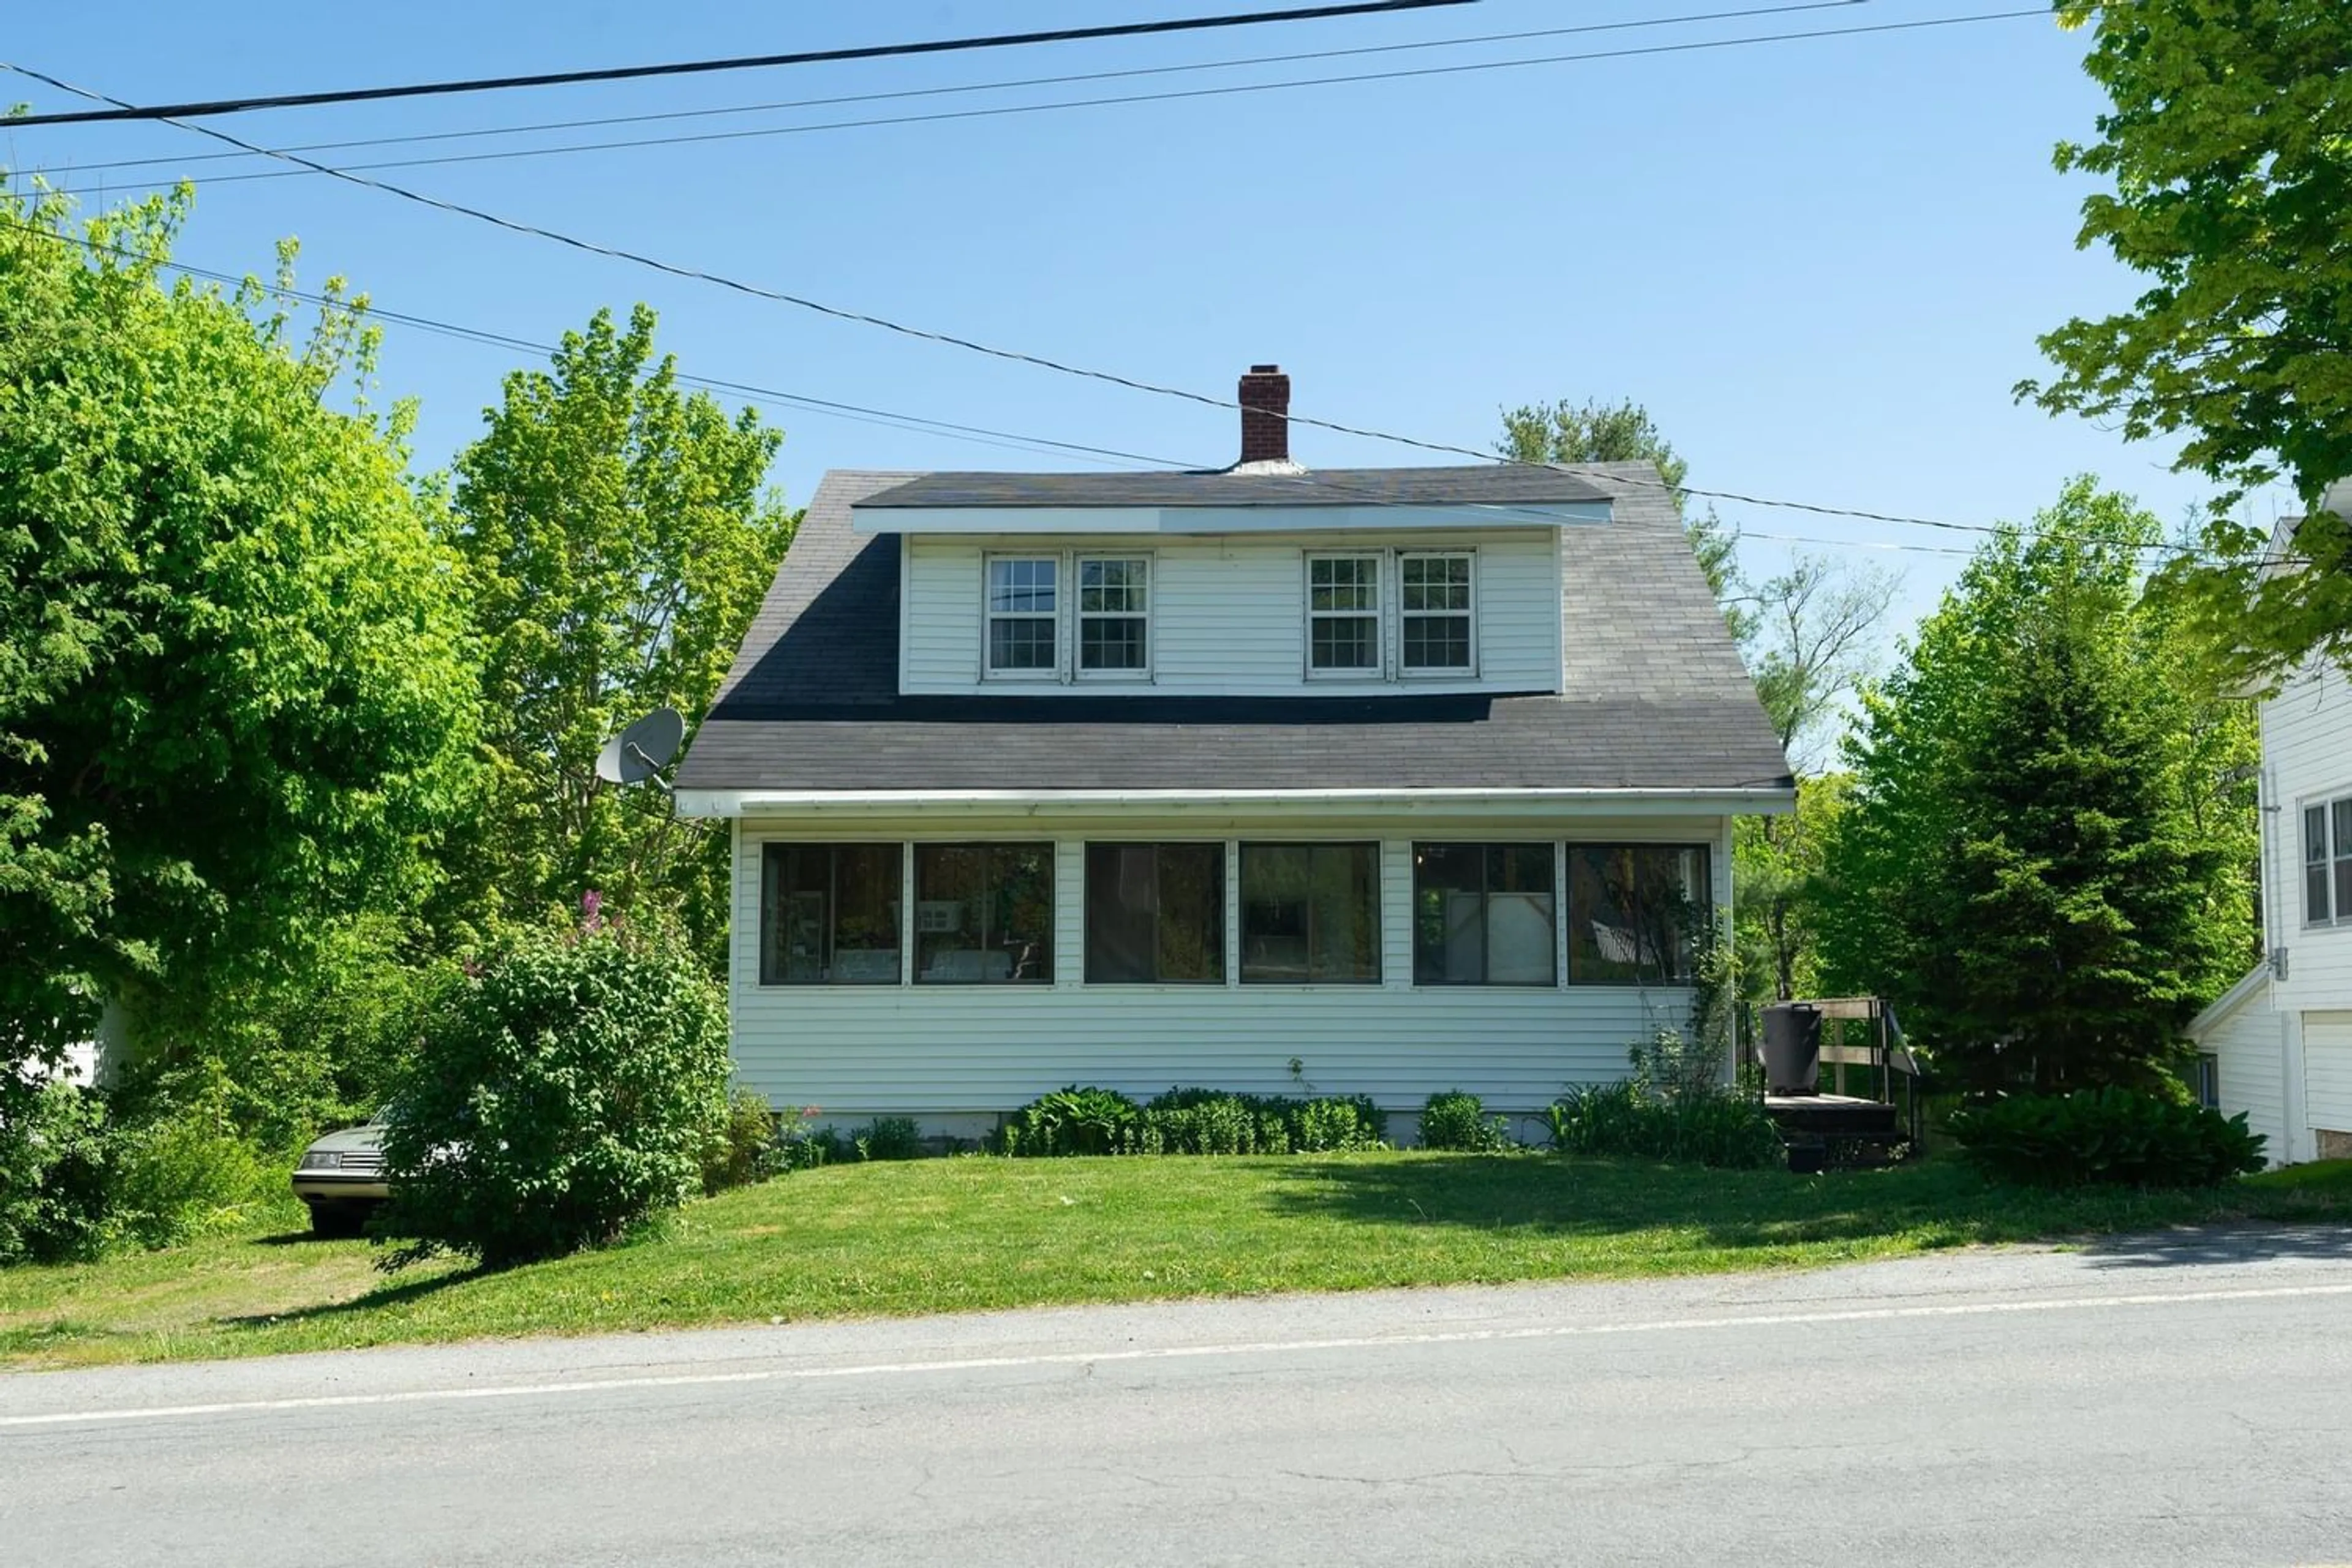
[
  {"xmin": 1257, "ymin": 1154, "xmax": 2010, "ymax": 1254},
  {"xmin": 219, "ymin": 1262, "xmax": 490, "ymax": 1333}
]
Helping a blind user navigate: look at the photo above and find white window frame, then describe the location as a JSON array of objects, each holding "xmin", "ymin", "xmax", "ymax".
[
  {"xmin": 1074, "ymin": 554, "xmax": 1152, "ymax": 682},
  {"xmin": 1397, "ymin": 549, "xmax": 1478, "ymax": 679},
  {"xmin": 2304, "ymin": 790, "xmax": 2352, "ymax": 930},
  {"xmin": 982, "ymin": 553, "xmax": 1063, "ymax": 682},
  {"xmin": 1303, "ymin": 552, "xmax": 1387, "ymax": 682}
]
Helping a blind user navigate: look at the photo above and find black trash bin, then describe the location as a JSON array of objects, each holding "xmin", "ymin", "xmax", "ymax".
[{"xmin": 1760, "ymin": 1003, "xmax": 1823, "ymax": 1096}]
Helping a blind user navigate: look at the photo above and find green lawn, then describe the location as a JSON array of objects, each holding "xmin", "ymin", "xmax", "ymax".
[{"xmin": 6, "ymin": 1152, "xmax": 2350, "ymax": 1372}]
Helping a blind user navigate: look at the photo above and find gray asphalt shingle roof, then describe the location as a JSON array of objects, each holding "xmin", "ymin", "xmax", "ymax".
[
  {"xmin": 679, "ymin": 462, "xmax": 1790, "ymax": 794},
  {"xmin": 854, "ymin": 465, "xmax": 1610, "ymax": 510}
]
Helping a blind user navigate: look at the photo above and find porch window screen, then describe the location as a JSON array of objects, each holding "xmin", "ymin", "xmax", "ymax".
[
  {"xmin": 1566, "ymin": 845, "xmax": 1713, "ymax": 985},
  {"xmin": 913, "ymin": 843, "xmax": 1054, "ymax": 983},
  {"xmin": 1240, "ymin": 843, "xmax": 1381, "ymax": 983},
  {"xmin": 1084, "ymin": 843, "xmax": 1224, "ymax": 983},
  {"xmin": 1412, "ymin": 843, "xmax": 1556, "ymax": 985},
  {"xmin": 760, "ymin": 844, "xmax": 903, "ymax": 984}
]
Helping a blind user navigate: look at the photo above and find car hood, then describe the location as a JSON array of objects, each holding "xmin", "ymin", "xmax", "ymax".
[{"xmin": 304, "ymin": 1123, "xmax": 386, "ymax": 1156}]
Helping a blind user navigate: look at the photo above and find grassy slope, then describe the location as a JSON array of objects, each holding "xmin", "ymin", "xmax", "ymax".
[{"xmin": 5, "ymin": 1153, "xmax": 2350, "ymax": 1372}]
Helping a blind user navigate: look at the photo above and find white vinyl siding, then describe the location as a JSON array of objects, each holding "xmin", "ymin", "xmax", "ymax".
[
  {"xmin": 2305, "ymin": 1012, "xmax": 2352, "ymax": 1138},
  {"xmin": 2261, "ymin": 657, "xmax": 2352, "ymax": 1014},
  {"xmin": 2191, "ymin": 978, "xmax": 2289, "ymax": 1166},
  {"xmin": 728, "ymin": 811, "xmax": 1727, "ymax": 1117},
  {"xmin": 901, "ymin": 530, "xmax": 1561, "ymax": 696}
]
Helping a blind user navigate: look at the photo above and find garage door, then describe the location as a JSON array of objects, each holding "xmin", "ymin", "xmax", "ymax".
[{"xmin": 2306, "ymin": 1012, "xmax": 2352, "ymax": 1158}]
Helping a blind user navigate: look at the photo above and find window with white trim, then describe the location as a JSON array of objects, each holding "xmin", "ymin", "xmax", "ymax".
[
  {"xmin": 1400, "ymin": 552, "xmax": 1474, "ymax": 673},
  {"xmin": 986, "ymin": 556, "xmax": 1058, "ymax": 676},
  {"xmin": 2305, "ymin": 793, "xmax": 2352, "ymax": 927},
  {"xmin": 1077, "ymin": 556, "xmax": 1149, "ymax": 676},
  {"xmin": 1307, "ymin": 554, "xmax": 1382, "ymax": 676}
]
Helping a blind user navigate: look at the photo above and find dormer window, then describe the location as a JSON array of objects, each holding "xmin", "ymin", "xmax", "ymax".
[
  {"xmin": 1401, "ymin": 552, "xmax": 1474, "ymax": 673},
  {"xmin": 986, "ymin": 556, "xmax": 1058, "ymax": 677},
  {"xmin": 1307, "ymin": 554, "xmax": 1382, "ymax": 676},
  {"xmin": 1077, "ymin": 556, "xmax": 1150, "ymax": 676}
]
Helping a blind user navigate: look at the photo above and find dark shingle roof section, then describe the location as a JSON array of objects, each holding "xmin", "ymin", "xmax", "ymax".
[
  {"xmin": 682, "ymin": 464, "xmax": 1790, "ymax": 794},
  {"xmin": 855, "ymin": 464, "xmax": 1610, "ymax": 510}
]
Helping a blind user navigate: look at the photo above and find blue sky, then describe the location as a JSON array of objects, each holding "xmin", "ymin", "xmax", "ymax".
[{"xmin": 2, "ymin": 0, "xmax": 2279, "ymax": 646}]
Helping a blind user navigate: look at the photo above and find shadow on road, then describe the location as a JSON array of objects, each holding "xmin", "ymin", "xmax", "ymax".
[{"xmin": 2076, "ymin": 1224, "xmax": 2352, "ymax": 1270}]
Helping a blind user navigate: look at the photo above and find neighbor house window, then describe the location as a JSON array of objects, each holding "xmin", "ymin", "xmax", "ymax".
[
  {"xmin": 986, "ymin": 556, "xmax": 1058, "ymax": 676},
  {"xmin": 761, "ymin": 844, "xmax": 903, "ymax": 984},
  {"xmin": 1077, "ymin": 556, "xmax": 1149, "ymax": 675},
  {"xmin": 1306, "ymin": 555, "xmax": 1381, "ymax": 675},
  {"xmin": 1399, "ymin": 552, "xmax": 1474, "ymax": 673},
  {"xmin": 914, "ymin": 843, "xmax": 1054, "ymax": 982},
  {"xmin": 2191, "ymin": 1053, "xmax": 2221, "ymax": 1110},
  {"xmin": 1567, "ymin": 845, "xmax": 1713, "ymax": 984},
  {"xmin": 1240, "ymin": 843, "xmax": 1380, "ymax": 983},
  {"xmin": 1412, "ymin": 843, "xmax": 1556, "ymax": 986},
  {"xmin": 1084, "ymin": 843, "xmax": 1223, "ymax": 983},
  {"xmin": 2306, "ymin": 795, "xmax": 2352, "ymax": 927}
]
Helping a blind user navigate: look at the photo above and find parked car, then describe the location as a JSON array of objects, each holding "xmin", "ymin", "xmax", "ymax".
[{"xmin": 292, "ymin": 1110, "xmax": 390, "ymax": 1237}]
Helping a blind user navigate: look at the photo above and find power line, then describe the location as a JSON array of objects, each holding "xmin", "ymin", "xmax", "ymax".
[
  {"xmin": 39, "ymin": 6, "xmax": 2067, "ymax": 195},
  {"xmin": 37, "ymin": 1, "xmax": 1866, "ymax": 179},
  {"xmin": 0, "ymin": 207, "xmax": 2294, "ymax": 567},
  {"xmin": 0, "ymin": 0, "xmax": 1474, "ymax": 128}
]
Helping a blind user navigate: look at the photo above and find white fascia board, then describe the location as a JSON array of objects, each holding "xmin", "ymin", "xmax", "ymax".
[
  {"xmin": 850, "ymin": 502, "xmax": 1611, "ymax": 536},
  {"xmin": 676, "ymin": 785, "xmax": 1796, "ymax": 820},
  {"xmin": 2187, "ymin": 963, "xmax": 2274, "ymax": 1038}
]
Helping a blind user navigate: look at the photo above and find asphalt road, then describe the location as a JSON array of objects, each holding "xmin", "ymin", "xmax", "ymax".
[{"xmin": 7, "ymin": 1228, "xmax": 2352, "ymax": 1567}]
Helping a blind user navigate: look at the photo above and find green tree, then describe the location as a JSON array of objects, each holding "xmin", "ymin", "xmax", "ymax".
[
  {"xmin": 1733, "ymin": 772, "xmax": 1852, "ymax": 1003},
  {"xmin": 2021, "ymin": 0, "xmax": 2352, "ymax": 677},
  {"xmin": 443, "ymin": 305, "xmax": 795, "ymax": 963},
  {"xmin": 1815, "ymin": 480, "xmax": 2256, "ymax": 1092},
  {"xmin": 1498, "ymin": 397, "xmax": 1751, "ymax": 644},
  {"xmin": 0, "ymin": 189, "xmax": 478, "ymax": 1072}
]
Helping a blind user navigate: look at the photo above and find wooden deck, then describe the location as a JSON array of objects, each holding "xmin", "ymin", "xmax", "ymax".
[{"xmin": 1762, "ymin": 1093, "xmax": 1905, "ymax": 1141}]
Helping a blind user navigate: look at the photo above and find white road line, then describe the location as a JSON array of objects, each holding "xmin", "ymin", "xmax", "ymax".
[{"xmin": 8, "ymin": 1280, "xmax": 2352, "ymax": 1431}]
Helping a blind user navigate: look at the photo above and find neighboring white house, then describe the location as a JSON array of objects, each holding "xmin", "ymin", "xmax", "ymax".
[
  {"xmin": 675, "ymin": 367, "xmax": 1793, "ymax": 1141},
  {"xmin": 2188, "ymin": 483, "xmax": 2352, "ymax": 1166}
]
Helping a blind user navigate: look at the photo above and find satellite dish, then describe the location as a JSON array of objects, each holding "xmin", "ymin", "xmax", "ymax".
[{"xmin": 595, "ymin": 706, "xmax": 684, "ymax": 788}]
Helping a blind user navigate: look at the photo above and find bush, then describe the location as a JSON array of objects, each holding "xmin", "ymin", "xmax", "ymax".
[
  {"xmin": 1947, "ymin": 1088, "xmax": 2266, "ymax": 1188},
  {"xmin": 107, "ymin": 1099, "xmax": 277, "ymax": 1248},
  {"xmin": 1544, "ymin": 1080, "xmax": 1783, "ymax": 1169},
  {"xmin": 0, "ymin": 1074, "xmax": 115, "ymax": 1265},
  {"xmin": 853, "ymin": 1116, "xmax": 925, "ymax": 1161},
  {"xmin": 998, "ymin": 1085, "xmax": 1387, "ymax": 1157},
  {"xmin": 376, "ymin": 917, "xmax": 732, "ymax": 1267},
  {"xmin": 704, "ymin": 1088, "xmax": 783, "ymax": 1194},
  {"xmin": 1417, "ymin": 1090, "xmax": 1512, "ymax": 1153}
]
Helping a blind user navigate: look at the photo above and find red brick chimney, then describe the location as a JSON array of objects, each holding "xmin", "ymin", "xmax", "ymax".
[{"xmin": 1238, "ymin": 364, "xmax": 1291, "ymax": 467}]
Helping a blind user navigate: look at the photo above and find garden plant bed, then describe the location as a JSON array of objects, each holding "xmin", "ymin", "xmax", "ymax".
[{"xmin": 4, "ymin": 1152, "xmax": 2348, "ymax": 1372}]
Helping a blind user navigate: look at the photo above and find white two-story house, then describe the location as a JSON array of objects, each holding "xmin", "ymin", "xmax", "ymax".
[
  {"xmin": 2190, "ymin": 483, "xmax": 2352, "ymax": 1166},
  {"xmin": 675, "ymin": 367, "xmax": 1793, "ymax": 1141}
]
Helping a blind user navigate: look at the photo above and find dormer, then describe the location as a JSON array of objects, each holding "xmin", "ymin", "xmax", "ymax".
[{"xmin": 852, "ymin": 367, "xmax": 1615, "ymax": 698}]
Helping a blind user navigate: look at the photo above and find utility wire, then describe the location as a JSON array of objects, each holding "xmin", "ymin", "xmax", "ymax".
[
  {"xmin": 0, "ymin": 0, "xmax": 1474, "ymax": 127},
  {"xmin": 40, "ymin": 0, "xmax": 1866, "ymax": 179},
  {"xmin": 0, "ymin": 208, "xmax": 2291, "ymax": 569},
  {"xmin": 38, "ymin": 6, "xmax": 2068, "ymax": 195}
]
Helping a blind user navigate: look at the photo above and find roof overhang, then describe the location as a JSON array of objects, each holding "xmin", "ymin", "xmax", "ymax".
[
  {"xmin": 850, "ymin": 501, "xmax": 1612, "ymax": 536},
  {"xmin": 2187, "ymin": 963, "xmax": 2274, "ymax": 1038},
  {"xmin": 676, "ymin": 784, "xmax": 1796, "ymax": 820}
]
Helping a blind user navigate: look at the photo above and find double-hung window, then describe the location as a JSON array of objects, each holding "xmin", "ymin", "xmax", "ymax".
[
  {"xmin": 1306, "ymin": 555, "xmax": 1382, "ymax": 676},
  {"xmin": 1077, "ymin": 557, "xmax": 1150, "ymax": 676},
  {"xmin": 986, "ymin": 557, "xmax": 1058, "ymax": 677},
  {"xmin": 1412, "ymin": 843, "xmax": 1556, "ymax": 985},
  {"xmin": 2305, "ymin": 794, "xmax": 2352, "ymax": 927},
  {"xmin": 1400, "ymin": 553, "xmax": 1474, "ymax": 673}
]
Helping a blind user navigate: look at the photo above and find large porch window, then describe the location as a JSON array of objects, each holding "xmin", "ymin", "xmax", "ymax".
[
  {"xmin": 914, "ymin": 843, "xmax": 1055, "ymax": 983},
  {"xmin": 760, "ymin": 844, "xmax": 903, "ymax": 984},
  {"xmin": 1240, "ymin": 842, "xmax": 1381, "ymax": 984},
  {"xmin": 1084, "ymin": 843, "xmax": 1224, "ymax": 982},
  {"xmin": 1412, "ymin": 843, "xmax": 1556, "ymax": 985},
  {"xmin": 1566, "ymin": 844, "xmax": 1713, "ymax": 985}
]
